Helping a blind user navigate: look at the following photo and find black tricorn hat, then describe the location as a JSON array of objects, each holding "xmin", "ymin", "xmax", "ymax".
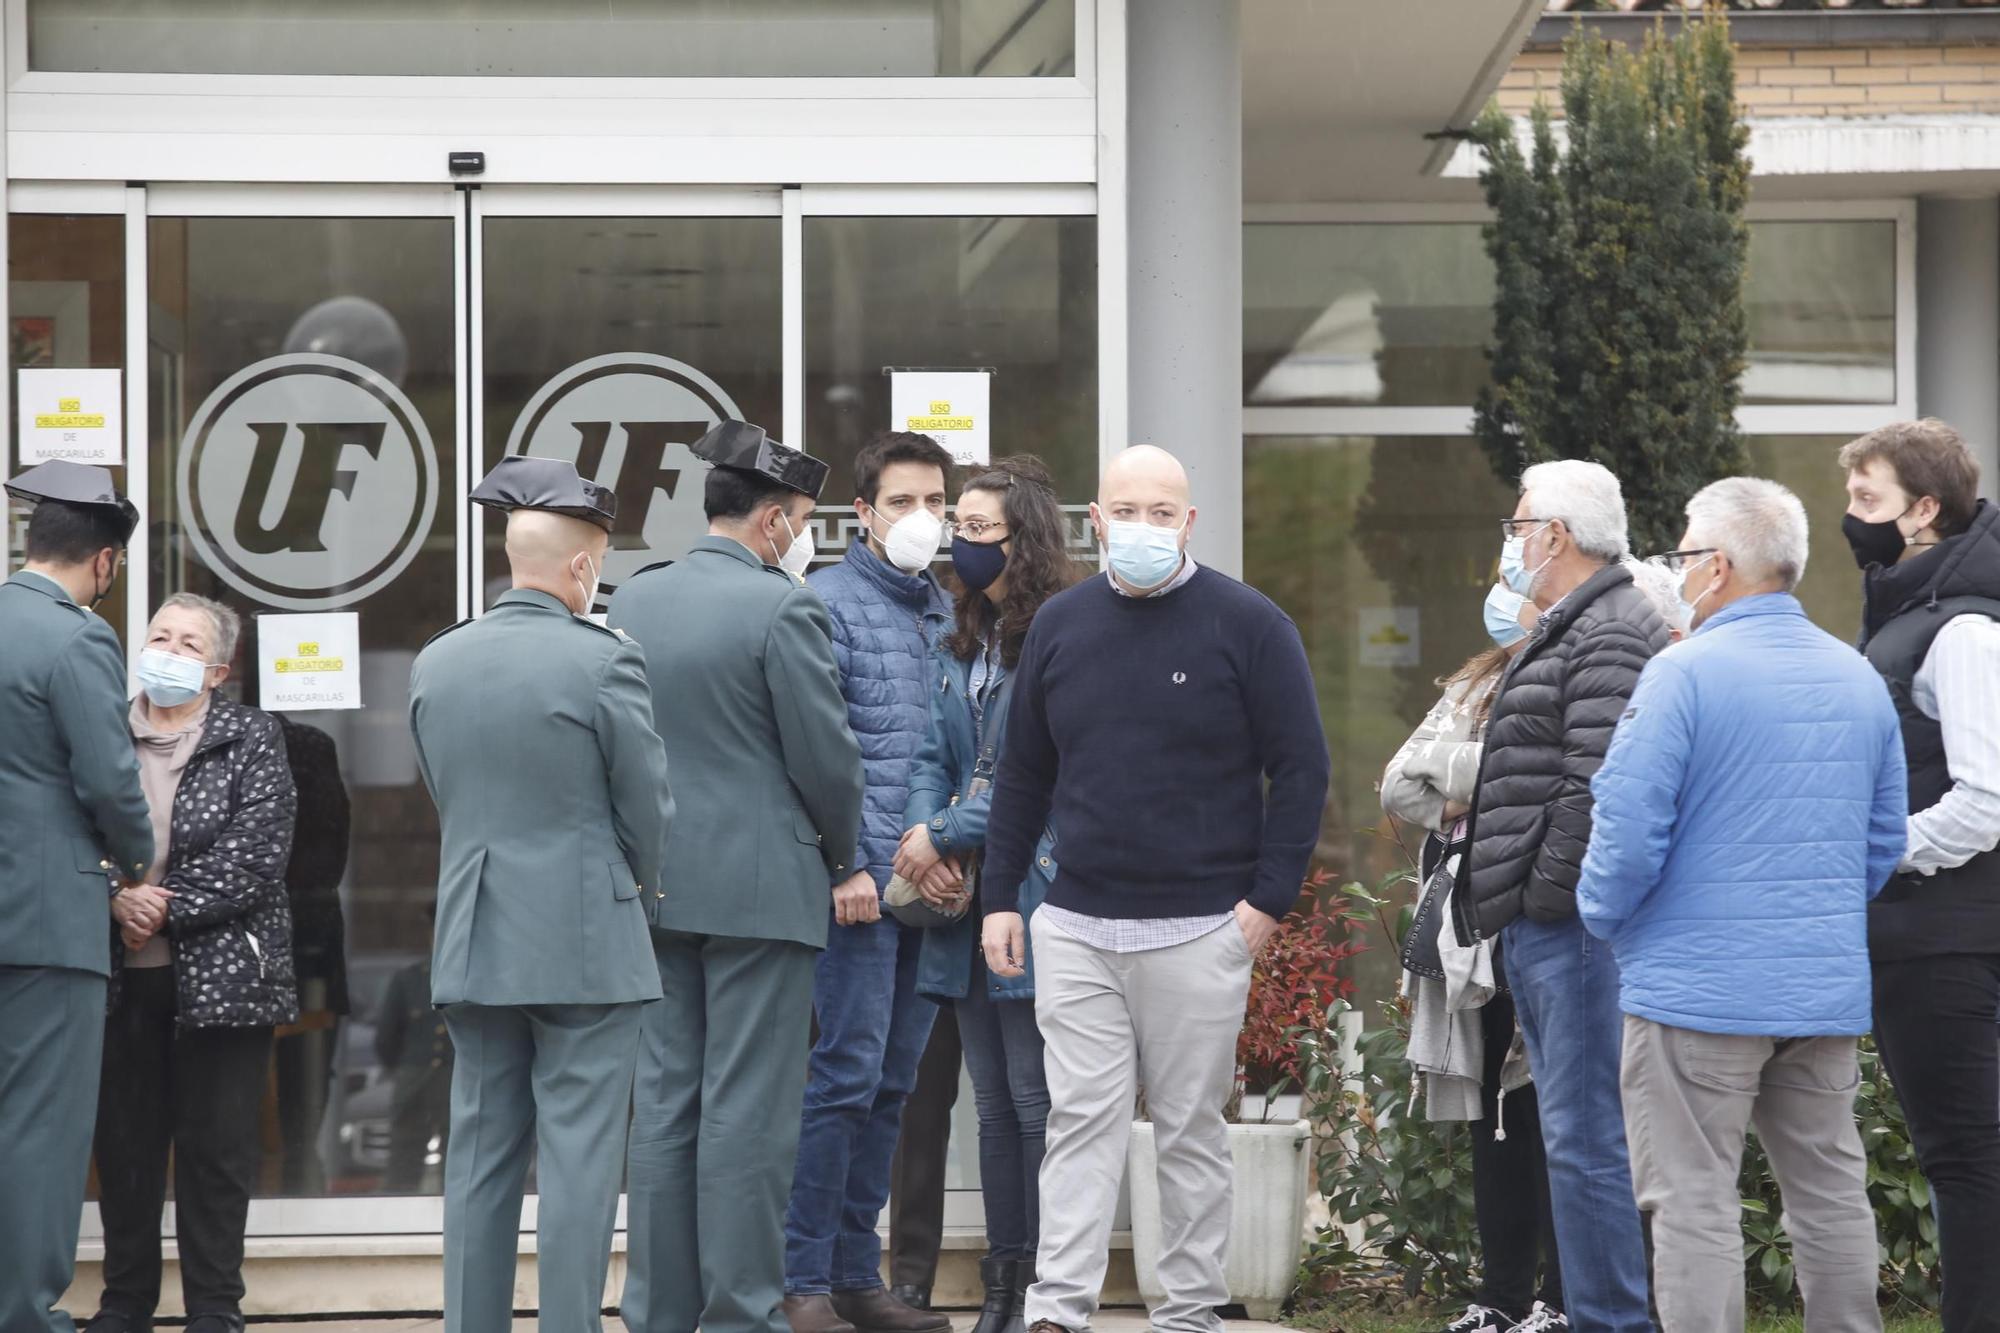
[
  {"xmin": 689, "ymin": 420, "xmax": 830, "ymax": 501},
  {"xmin": 471, "ymin": 456, "xmax": 617, "ymax": 532},
  {"xmin": 4, "ymin": 460, "xmax": 140, "ymax": 545}
]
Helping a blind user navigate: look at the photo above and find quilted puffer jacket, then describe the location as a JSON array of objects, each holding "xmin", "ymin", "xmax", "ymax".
[
  {"xmin": 1454, "ymin": 561, "xmax": 1668, "ymax": 941},
  {"xmin": 1578, "ymin": 594, "xmax": 1906, "ymax": 1035},
  {"xmin": 808, "ymin": 537, "xmax": 953, "ymax": 890},
  {"xmin": 116, "ymin": 695, "xmax": 301, "ymax": 1029}
]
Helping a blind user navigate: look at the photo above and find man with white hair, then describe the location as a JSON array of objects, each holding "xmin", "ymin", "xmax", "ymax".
[
  {"xmin": 1580, "ymin": 477, "xmax": 1905, "ymax": 1331},
  {"xmin": 1451, "ymin": 458, "xmax": 1666, "ymax": 1333}
]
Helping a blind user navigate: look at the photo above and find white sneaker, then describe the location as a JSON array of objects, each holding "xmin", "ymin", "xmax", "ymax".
[
  {"xmin": 1440, "ymin": 1307, "xmax": 1515, "ymax": 1333},
  {"xmin": 1512, "ymin": 1303, "xmax": 1568, "ymax": 1332}
]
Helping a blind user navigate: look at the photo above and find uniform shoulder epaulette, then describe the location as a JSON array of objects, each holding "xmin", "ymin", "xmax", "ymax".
[
  {"xmin": 630, "ymin": 559, "xmax": 675, "ymax": 578},
  {"xmin": 573, "ymin": 617, "xmax": 630, "ymax": 643},
  {"xmin": 421, "ymin": 617, "xmax": 474, "ymax": 649}
]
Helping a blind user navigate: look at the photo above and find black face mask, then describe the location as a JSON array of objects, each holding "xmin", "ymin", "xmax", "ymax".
[
  {"xmin": 1842, "ymin": 504, "xmax": 1919, "ymax": 572},
  {"xmin": 950, "ymin": 536, "xmax": 1008, "ymax": 592},
  {"xmin": 86, "ymin": 549, "xmax": 118, "ymax": 611}
]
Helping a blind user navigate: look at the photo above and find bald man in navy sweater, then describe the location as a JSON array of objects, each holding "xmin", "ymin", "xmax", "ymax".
[{"xmin": 979, "ymin": 446, "xmax": 1330, "ymax": 1333}]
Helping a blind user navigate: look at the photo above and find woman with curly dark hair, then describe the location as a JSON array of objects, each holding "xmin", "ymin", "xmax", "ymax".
[{"xmin": 893, "ymin": 455, "xmax": 1078, "ymax": 1333}]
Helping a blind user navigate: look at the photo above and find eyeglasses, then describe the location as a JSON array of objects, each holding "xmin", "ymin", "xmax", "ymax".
[
  {"xmin": 1499, "ymin": 517, "xmax": 1552, "ymax": 539},
  {"xmin": 947, "ymin": 519, "xmax": 1008, "ymax": 542},
  {"xmin": 1650, "ymin": 548, "xmax": 1719, "ymax": 574}
]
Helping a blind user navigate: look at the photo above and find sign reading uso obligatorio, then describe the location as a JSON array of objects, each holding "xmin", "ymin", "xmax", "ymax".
[
  {"xmin": 258, "ymin": 611, "xmax": 362, "ymax": 712},
  {"xmin": 18, "ymin": 368, "xmax": 123, "ymax": 465},
  {"xmin": 888, "ymin": 370, "xmax": 990, "ymax": 466}
]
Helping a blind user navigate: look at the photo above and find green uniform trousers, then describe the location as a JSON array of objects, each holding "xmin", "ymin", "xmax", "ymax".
[
  {"xmin": 623, "ymin": 931, "xmax": 817, "ymax": 1333},
  {"xmin": 441, "ymin": 1001, "xmax": 645, "ymax": 1333},
  {"xmin": 0, "ymin": 966, "xmax": 107, "ymax": 1333}
]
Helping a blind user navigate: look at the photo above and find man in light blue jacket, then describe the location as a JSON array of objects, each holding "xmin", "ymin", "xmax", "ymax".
[{"xmin": 1580, "ymin": 477, "xmax": 1906, "ymax": 1333}]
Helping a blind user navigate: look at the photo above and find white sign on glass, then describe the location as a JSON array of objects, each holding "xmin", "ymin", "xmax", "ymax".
[
  {"xmin": 258, "ymin": 612, "xmax": 363, "ymax": 712},
  {"xmin": 889, "ymin": 370, "xmax": 991, "ymax": 466},
  {"xmin": 1358, "ymin": 607, "xmax": 1421, "ymax": 668},
  {"xmin": 18, "ymin": 368, "xmax": 123, "ymax": 465}
]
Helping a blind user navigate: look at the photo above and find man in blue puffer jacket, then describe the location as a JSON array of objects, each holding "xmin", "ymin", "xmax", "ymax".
[
  {"xmin": 1579, "ymin": 477, "xmax": 1906, "ymax": 1333},
  {"xmin": 784, "ymin": 432, "xmax": 956, "ymax": 1333}
]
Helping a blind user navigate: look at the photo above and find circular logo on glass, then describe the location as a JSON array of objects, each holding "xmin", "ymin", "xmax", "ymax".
[
  {"xmin": 177, "ymin": 353, "xmax": 437, "ymax": 611},
  {"xmin": 503, "ymin": 352, "xmax": 745, "ymax": 598}
]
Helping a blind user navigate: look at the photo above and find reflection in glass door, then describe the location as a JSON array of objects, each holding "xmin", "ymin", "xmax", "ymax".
[
  {"xmin": 145, "ymin": 210, "xmax": 459, "ymax": 1211},
  {"xmin": 479, "ymin": 205, "xmax": 783, "ymax": 612}
]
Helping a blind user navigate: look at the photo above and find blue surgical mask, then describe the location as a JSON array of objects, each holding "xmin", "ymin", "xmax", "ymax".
[
  {"xmin": 1483, "ymin": 583, "xmax": 1529, "ymax": 649},
  {"xmin": 1498, "ymin": 523, "xmax": 1552, "ymax": 597},
  {"xmin": 137, "ymin": 648, "xmax": 211, "ymax": 708},
  {"xmin": 1676, "ymin": 553, "xmax": 1718, "ymax": 630},
  {"xmin": 1105, "ymin": 518, "xmax": 1185, "ymax": 591}
]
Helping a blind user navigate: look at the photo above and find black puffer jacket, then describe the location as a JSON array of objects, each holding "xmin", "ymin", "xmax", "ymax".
[
  {"xmin": 1454, "ymin": 562, "xmax": 1668, "ymax": 940},
  {"xmin": 117, "ymin": 696, "xmax": 301, "ymax": 1029}
]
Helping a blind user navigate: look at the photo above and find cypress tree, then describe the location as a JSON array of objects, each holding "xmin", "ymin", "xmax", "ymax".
[{"xmin": 1472, "ymin": 16, "xmax": 1751, "ymax": 557}]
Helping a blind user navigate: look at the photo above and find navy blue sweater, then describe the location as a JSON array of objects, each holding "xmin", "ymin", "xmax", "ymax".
[{"xmin": 982, "ymin": 567, "xmax": 1331, "ymax": 921}]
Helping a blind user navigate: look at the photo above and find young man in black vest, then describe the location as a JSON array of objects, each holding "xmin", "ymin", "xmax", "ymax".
[{"xmin": 1843, "ymin": 418, "xmax": 2000, "ymax": 1333}]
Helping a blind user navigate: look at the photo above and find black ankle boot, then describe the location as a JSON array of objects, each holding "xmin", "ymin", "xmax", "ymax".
[
  {"xmin": 968, "ymin": 1256, "xmax": 1017, "ymax": 1333},
  {"xmin": 1001, "ymin": 1260, "xmax": 1033, "ymax": 1333}
]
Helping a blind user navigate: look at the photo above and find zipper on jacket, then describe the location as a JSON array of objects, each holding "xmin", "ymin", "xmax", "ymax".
[{"xmin": 245, "ymin": 929, "xmax": 266, "ymax": 979}]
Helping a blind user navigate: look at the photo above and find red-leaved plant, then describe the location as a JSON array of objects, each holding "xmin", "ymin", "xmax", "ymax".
[{"xmin": 1231, "ymin": 870, "xmax": 1366, "ymax": 1123}]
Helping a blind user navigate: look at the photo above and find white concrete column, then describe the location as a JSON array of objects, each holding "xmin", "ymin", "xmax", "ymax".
[
  {"xmin": 1126, "ymin": 0, "xmax": 1242, "ymax": 574},
  {"xmin": 1917, "ymin": 196, "xmax": 2000, "ymax": 496}
]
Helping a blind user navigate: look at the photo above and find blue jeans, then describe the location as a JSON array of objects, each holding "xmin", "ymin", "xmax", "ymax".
[
  {"xmin": 1503, "ymin": 914, "xmax": 1651, "ymax": 1333},
  {"xmin": 954, "ymin": 966, "xmax": 1049, "ymax": 1264},
  {"xmin": 785, "ymin": 913, "xmax": 939, "ymax": 1295}
]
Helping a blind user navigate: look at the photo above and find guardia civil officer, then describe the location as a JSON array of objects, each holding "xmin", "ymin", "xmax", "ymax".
[
  {"xmin": 613, "ymin": 421, "xmax": 866, "ymax": 1333},
  {"xmin": 407, "ymin": 457, "xmax": 673, "ymax": 1333},
  {"xmin": 0, "ymin": 461, "xmax": 153, "ymax": 1333}
]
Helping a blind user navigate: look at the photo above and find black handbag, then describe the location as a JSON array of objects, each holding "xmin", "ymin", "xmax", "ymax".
[{"xmin": 1399, "ymin": 830, "xmax": 1460, "ymax": 982}]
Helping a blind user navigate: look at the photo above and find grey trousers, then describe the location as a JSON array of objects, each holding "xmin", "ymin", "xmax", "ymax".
[
  {"xmin": 624, "ymin": 931, "xmax": 818, "ymax": 1333},
  {"xmin": 1620, "ymin": 1016, "xmax": 1881, "ymax": 1333},
  {"xmin": 441, "ymin": 1001, "xmax": 645, "ymax": 1333},
  {"xmin": 1027, "ymin": 917, "xmax": 1252, "ymax": 1333},
  {"xmin": 0, "ymin": 966, "xmax": 105, "ymax": 1333}
]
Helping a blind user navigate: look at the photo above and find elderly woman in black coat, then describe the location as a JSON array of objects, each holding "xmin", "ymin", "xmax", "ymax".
[{"xmin": 88, "ymin": 592, "xmax": 298, "ymax": 1333}]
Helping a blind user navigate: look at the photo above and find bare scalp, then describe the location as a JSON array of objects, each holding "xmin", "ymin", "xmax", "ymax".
[{"xmin": 1099, "ymin": 445, "xmax": 1190, "ymax": 509}]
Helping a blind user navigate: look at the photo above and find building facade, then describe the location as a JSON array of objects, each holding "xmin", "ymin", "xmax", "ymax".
[{"xmin": 5, "ymin": 0, "xmax": 1996, "ymax": 1315}]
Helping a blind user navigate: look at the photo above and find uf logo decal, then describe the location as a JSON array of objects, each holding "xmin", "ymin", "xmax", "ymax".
[
  {"xmin": 177, "ymin": 353, "xmax": 437, "ymax": 611},
  {"xmin": 503, "ymin": 352, "xmax": 747, "ymax": 608}
]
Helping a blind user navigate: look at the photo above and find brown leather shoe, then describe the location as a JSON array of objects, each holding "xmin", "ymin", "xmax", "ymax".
[
  {"xmin": 784, "ymin": 1294, "xmax": 858, "ymax": 1333},
  {"xmin": 830, "ymin": 1285, "xmax": 952, "ymax": 1333}
]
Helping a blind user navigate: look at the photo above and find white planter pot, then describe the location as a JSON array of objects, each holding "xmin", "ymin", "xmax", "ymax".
[{"xmin": 1127, "ymin": 1118, "xmax": 1311, "ymax": 1322}]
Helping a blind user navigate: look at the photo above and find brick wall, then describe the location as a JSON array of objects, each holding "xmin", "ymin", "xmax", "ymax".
[{"xmin": 1498, "ymin": 43, "xmax": 2000, "ymax": 117}]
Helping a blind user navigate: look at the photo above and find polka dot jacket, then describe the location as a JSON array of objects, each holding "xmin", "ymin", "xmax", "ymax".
[{"xmin": 115, "ymin": 696, "xmax": 302, "ymax": 1030}]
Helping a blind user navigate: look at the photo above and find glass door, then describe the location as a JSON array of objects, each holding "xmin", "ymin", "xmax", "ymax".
[
  {"xmin": 476, "ymin": 188, "xmax": 785, "ymax": 613},
  {"xmin": 63, "ymin": 181, "xmax": 1099, "ymax": 1244},
  {"xmin": 91, "ymin": 186, "xmax": 467, "ymax": 1239}
]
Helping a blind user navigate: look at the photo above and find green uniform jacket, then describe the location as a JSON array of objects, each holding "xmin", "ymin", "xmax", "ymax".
[
  {"xmin": 608, "ymin": 536, "xmax": 864, "ymax": 950},
  {"xmin": 409, "ymin": 589, "xmax": 673, "ymax": 1006},
  {"xmin": 0, "ymin": 571, "xmax": 152, "ymax": 975}
]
